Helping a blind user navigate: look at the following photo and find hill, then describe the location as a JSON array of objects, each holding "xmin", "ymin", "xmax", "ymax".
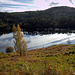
[
  {"xmin": 0, "ymin": 6, "xmax": 75, "ymax": 34},
  {"xmin": 0, "ymin": 44, "xmax": 75, "ymax": 75}
]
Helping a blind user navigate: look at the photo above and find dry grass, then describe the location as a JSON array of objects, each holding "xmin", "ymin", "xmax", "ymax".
[{"xmin": 0, "ymin": 44, "xmax": 75, "ymax": 75}]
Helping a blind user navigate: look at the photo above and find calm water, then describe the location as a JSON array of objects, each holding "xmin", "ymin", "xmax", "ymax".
[{"xmin": 0, "ymin": 32, "xmax": 75, "ymax": 52}]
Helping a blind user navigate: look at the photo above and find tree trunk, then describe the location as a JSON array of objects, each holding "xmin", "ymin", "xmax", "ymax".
[{"xmin": 20, "ymin": 50, "xmax": 22, "ymax": 56}]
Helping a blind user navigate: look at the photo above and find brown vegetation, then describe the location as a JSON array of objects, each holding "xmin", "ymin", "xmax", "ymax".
[{"xmin": 0, "ymin": 44, "xmax": 75, "ymax": 75}]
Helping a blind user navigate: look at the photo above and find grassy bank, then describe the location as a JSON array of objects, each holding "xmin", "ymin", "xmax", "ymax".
[{"xmin": 0, "ymin": 44, "xmax": 75, "ymax": 75}]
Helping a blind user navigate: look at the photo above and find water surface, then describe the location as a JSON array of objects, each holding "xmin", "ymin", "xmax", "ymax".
[{"xmin": 0, "ymin": 33, "xmax": 75, "ymax": 52}]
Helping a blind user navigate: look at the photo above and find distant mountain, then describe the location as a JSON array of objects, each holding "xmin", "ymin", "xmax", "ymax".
[
  {"xmin": 46, "ymin": 6, "xmax": 75, "ymax": 16},
  {"xmin": 0, "ymin": 6, "xmax": 75, "ymax": 34}
]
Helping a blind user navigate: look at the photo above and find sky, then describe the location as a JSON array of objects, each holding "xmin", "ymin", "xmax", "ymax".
[{"xmin": 0, "ymin": 0, "xmax": 75, "ymax": 12}]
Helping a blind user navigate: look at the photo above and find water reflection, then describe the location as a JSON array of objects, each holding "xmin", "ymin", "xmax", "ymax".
[{"xmin": 0, "ymin": 33, "xmax": 75, "ymax": 52}]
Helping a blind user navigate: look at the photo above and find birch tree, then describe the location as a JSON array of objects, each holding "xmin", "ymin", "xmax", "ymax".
[{"xmin": 13, "ymin": 24, "xmax": 27, "ymax": 56}]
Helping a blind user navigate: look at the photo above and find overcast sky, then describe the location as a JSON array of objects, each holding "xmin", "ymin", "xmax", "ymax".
[{"xmin": 0, "ymin": 0, "xmax": 75, "ymax": 12}]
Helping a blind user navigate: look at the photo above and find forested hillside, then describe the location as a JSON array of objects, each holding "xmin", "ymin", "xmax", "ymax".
[{"xmin": 0, "ymin": 6, "xmax": 75, "ymax": 34}]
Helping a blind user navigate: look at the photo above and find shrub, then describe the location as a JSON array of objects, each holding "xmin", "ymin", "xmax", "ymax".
[{"xmin": 6, "ymin": 46, "xmax": 14, "ymax": 53}]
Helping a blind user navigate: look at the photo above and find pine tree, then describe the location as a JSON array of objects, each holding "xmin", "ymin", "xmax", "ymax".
[{"xmin": 13, "ymin": 24, "xmax": 27, "ymax": 56}]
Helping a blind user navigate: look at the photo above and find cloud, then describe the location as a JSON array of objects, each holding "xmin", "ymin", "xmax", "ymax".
[
  {"xmin": 69, "ymin": 0, "xmax": 75, "ymax": 4},
  {"xmin": 72, "ymin": 0, "xmax": 75, "ymax": 4},
  {"xmin": 0, "ymin": 0, "xmax": 33, "ymax": 6},
  {"xmin": 0, "ymin": 0, "xmax": 51, "ymax": 12},
  {"xmin": 69, "ymin": 0, "xmax": 73, "ymax": 4},
  {"xmin": 33, "ymin": 0, "xmax": 57, "ymax": 10},
  {"xmin": 50, "ymin": 2, "xmax": 59, "ymax": 6},
  {"xmin": 0, "ymin": 0, "xmax": 35, "ymax": 12},
  {"xmin": 0, "ymin": 0, "xmax": 75, "ymax": 12},
  {"xmin": 0, "ymin": 6, "xmax": 37, "ymax": 12}
]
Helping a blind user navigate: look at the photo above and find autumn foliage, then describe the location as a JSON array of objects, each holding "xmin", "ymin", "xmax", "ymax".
[{"xmin": 13, "ymin": 24, "xmax": 27, "ymax": 56}]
